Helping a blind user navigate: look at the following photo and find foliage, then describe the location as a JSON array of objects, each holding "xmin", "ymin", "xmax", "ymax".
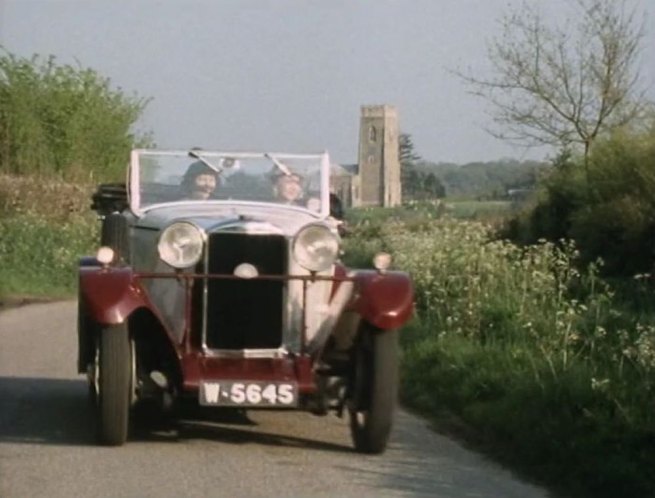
[
  {"xmin": 0, "ymin": 50, "xmax": 151, "ymax": 181},
  {"xmin": 419, "ymin": 158, "xmax": 546, "ymax": 199},
  {"xmin": 343, "ymin": 212, "xmax": 655, "ymax": 498},
  {"xmin": 0, "ymin": 213, "xmax": 98, "ymax": 298},
  {"xmin": 505, "ymin": 123, "xmax": 655, "ymax": 275},
  {"xmin": 456, "ymin": 0, "xmax": 653, "ymax": 166},
  {"xmin": 399, "ymin": 132, "xmax": 446, "ymax": 200},
  {"xmin": 0, "ymin": 174, "xmax": 98, "ymax": 298}
]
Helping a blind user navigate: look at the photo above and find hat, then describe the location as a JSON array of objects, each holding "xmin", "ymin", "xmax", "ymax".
[
  {"xmin": 269, "ymin": 167, "xmax": 303, "ymax": 183},
  {"xmin": 181, "ymin": 161, "xmax": 220, "ymax": 192}
]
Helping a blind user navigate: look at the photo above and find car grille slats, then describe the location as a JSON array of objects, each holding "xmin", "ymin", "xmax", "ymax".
[{"xmin": 203, "ymin": 233, "xmax": 286, "ymax": 350}]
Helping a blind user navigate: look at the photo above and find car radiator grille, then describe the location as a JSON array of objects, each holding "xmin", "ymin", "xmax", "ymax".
[{"xmin": 203, "ymin": 233, "xmax": 286, "ymax": 350}]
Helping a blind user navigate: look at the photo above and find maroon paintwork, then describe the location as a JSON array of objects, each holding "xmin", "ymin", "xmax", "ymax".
[
  {"xmin": 80, "ymin": 266, "xmax": 148, "ymax": 324},
  {"xmin": 79, "ymin": 264, "xmax": 413, "ymax": 394},
  {"xmin": 180, "ymin": 354, "xmax": 316, "ymax": 393},
  {"xmin": 349, "ymin": 270, "xmax": 414, "ymax": 330}
]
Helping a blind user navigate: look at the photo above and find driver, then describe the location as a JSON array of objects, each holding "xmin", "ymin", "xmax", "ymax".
[{"xmin": 180, "ymin": 161, "xmax": 220, "ymax": 200}]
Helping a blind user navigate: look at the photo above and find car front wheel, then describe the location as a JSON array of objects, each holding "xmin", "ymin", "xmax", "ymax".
[
  {"xmin": 348, "ymin": 325, "xmax": 399, "ymax": 454},
  {"xmin": 96, "ymin": 323, "xmax": 132, "ymax": 446}
]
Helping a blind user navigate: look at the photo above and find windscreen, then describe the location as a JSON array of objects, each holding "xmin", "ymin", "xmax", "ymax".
[{"xmin": 130, "ymin": 150, "xmax": 329, "ymax": 214}]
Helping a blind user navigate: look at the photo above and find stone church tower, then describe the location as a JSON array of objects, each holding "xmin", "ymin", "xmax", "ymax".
[{"xmin": 354, "ymin": 105, "xmax": 401, "ymax": 207}]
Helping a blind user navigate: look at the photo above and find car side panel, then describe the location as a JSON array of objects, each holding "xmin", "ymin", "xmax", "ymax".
[
  {"xmin": 349, "ymin": 270, "xmax": 414, "ymax": 330},
  {"xmin": 79, "ymin": 266, "xmax": 148, "ymax": 325}
]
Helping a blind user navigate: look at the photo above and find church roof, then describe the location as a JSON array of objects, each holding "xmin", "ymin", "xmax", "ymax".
[
  {"xmin": 332, "ymin": 163, "xmax": 359, "ymax": 176},
  {"xmin": 330, "ymin": 163, "xmax": 357, "ymax": 176}
]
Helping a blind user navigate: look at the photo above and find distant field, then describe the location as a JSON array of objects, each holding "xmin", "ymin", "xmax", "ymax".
[
  {"xmin": 345, "ymin": 199, "xmax": 514, "ymax": 225},
  {"xmin": 446, "ymin": 199, "xmax": 513, "ymax": 219}
]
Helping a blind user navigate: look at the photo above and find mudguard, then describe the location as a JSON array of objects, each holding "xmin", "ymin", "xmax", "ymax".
[
  {"xmin": 349, "ymin": 270, "xmax": 414, "ymax": 330},
  {"xmin": 79, "ymin": 266, "xmax": 148, "ymax": 325}
]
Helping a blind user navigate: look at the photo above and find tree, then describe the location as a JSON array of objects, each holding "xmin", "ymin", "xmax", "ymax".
[
  {"xmin": 399, "ymin": 132, "xmax": 421, "ymax": 167},
  {"xmin": 0, "ymin": 50, "xmax": 151, "ymax": 180},
  {"xmin": 457, "ymin": 0, "xmax": 652, "ymax": 180},
  {"xmin": 398, "ymin": 132, "xmax": 423, "ymax": 199},
  {"xmin": 421, "ymin": 172, "xmax": 446, "ymax": 199}
]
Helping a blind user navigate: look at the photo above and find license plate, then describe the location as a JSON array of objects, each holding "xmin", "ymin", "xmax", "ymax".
[{"xmin": 199, "ymin": 381, "xmax": 298, "ymax": 407}]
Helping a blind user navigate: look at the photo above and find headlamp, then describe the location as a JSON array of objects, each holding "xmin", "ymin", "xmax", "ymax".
[
  {"xmin": 292, "ymin": 224, "xmax": 339, "ymax": 272},
  {"xmin": 158, "ymin": 222, "xmax": 204, "ymax": 269}
]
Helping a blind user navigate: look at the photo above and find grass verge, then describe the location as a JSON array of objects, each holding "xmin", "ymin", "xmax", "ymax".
[{"xmin": 344, "ymin": 211, "xmax": 655, "ymax": 498}]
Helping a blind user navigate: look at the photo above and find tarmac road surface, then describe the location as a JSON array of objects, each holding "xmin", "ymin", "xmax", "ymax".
[{"xmin": 0, "ymin": 301, "xmax": 550, "ymax": 498}]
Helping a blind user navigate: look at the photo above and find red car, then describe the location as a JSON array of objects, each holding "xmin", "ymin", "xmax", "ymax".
[{"xmin": 77, "ymin": 149, "xmax": 413, "ymax": 453}]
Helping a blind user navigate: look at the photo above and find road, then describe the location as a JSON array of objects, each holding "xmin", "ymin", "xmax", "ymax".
[{"xmin": 0, "ymin": 301, "xmax": 550, "ymax": 498}]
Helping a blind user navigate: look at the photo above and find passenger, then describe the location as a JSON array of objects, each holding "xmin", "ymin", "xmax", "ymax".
[
  {"xmin": 272, "ymin": 171, "xmax": 304, "ymax": 205},
  {"xmin": 180, "ymin": 161, "xmax": 220, "ymax": 200}
]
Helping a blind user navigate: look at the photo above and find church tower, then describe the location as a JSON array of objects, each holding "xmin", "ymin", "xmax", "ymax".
[{"xmin": 355, "ymin": 105, "xmax": 401, "ymax": 207}]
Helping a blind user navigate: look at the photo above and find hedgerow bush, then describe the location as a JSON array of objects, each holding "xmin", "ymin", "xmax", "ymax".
[
  {"xmin": 0, "ymin": 174, "xmax": 98, "ymax": 297},
  {"xmin": 0, "ymin": 50, "xmax": 151, "ymax": 181},
  {"xmin": 0, "ymin": 213, "xmax": 97, "ymax": 297},
  {"xmin": 505, "ymin": 123, "xmax": 655, "ymax": 276},
  {"xmin": 344, "ymin": 216, "xmax": 655, "ymax": 497},
  {"xmin": 0, "ymin": 48, "xmax": 149, "ymax": 298}
]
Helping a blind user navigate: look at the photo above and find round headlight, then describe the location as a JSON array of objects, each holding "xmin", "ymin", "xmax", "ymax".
[
  {"xmin": 293, "ymin": 224, "xmax": 339, "ymax": 272},
  {"xmin": 373, "ymin": 252, "xmax": 392, "ymax": 272},
  {"xmin": 96, "ymin": 246, "xmax": 115, "ymax": 265},
  {"xmin": 158, "ymin": 222, "xmax": 204, "ymax": 269}
]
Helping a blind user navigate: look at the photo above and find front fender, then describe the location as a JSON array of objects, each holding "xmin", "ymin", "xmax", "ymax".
[
  {"xmin": 79, "ymin": 266, "xmax": 148, "ymax": 325},
  {"xmin": 349, "ymin": 270, "xmax": 414, "ymax": 330}
]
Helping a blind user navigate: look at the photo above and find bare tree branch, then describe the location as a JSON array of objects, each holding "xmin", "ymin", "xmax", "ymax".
[{"xmin": 453, "ymin": 0, "xmax": 652, "ymax": 169}]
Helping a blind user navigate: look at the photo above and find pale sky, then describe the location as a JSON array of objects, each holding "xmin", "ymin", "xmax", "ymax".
[{"xmin": 0, "ymin": 0, "xmax": 653, "ymax": 165}]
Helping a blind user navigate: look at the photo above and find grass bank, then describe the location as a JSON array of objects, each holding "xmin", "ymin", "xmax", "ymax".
[
  {"xmin": 0, "ymin": 174, "xmax": 97, "ymax": 299},
  {"xmin": 342, "ymin": 212, "xmax": 655, "ymax": 498}
]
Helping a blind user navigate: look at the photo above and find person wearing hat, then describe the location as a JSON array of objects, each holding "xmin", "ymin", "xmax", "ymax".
[
  {"xmin": 180, "ymin": 161, "xmax": 220, "ymax": 200},
  {"xmin": 272, "ymin": 171, "xmax": 304, "ymax": 205}
]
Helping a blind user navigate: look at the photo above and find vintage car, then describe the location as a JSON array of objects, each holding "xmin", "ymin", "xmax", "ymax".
[{"xmin": 77, "ymin": 149, "xmax": 414, "ymax": 453}]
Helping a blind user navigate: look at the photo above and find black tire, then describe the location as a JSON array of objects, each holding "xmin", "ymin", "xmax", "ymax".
[
  {"xmin": 348, "ymin": 326, "xmax": 399, "ymax": 454},
  {"xmin": 77, "ymin": 294, "xmax": 91, "ymax": 374},
  {"xmin": 100, "ymin": 213, "xmax": 130, "ymax": 264},
  {"xmin": 97, "ymin": 323, "xmax": 132, "ymax": 446}
]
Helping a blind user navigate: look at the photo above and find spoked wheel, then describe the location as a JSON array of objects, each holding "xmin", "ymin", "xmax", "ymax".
[
  {"xmin": 348, "ymin": 325, "xmax": 399, "ymax": 454},
  {"xmin": 94, "ymin": 323, "xmax": 132, "ymax": 446}
]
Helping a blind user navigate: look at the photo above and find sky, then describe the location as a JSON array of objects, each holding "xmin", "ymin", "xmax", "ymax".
[{"xmin": 0, "ymin": 0, "xmax": 653, "ymax": 165}]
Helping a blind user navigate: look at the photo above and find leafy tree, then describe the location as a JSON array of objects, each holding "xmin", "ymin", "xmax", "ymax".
[
  {"xmin": 399, "ymin": 132, "xmax": 446, "ymax": 200},
  {"xmin": 457, "ymin": 0, "xmax": 652, "ymax": 180},
  {"xmin": 505, "ymin": 119, "xmax": 655, "ymax": 275},
  {"xmin": 399, "ymin": 132, "xmax": 420, "ymax": 197},
  {"xmin": 421, "ymin": 172, "xmax": 446, "ymax": 199},
  {"xmin": 399, "ymin": 132, "xmax": 420, "ymax": 167},
  {"xmin": 0, "ymin": 50, "xmax": 151, "ymax": 180}
]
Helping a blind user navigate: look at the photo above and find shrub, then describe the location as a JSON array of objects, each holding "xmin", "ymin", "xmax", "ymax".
[
  {"xmin": 345, "ymin": 212, "xmax": 655, "ymax": 497},
  {"xmin": 0, "ymin": 51, "xmax": 151, "ymax": 181},
  {"xmin": 0, "ymin": 213, "xmax": 98, "ymax": 297},
  {"xmin": 504, "ymin": 124, "xmax": 655, "ymax": 276}
]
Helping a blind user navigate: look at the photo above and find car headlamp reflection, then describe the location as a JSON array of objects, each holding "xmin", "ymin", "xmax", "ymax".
[
  {"xmin": 158, "ymin": 222, "xmax": 204, "ymax": 269},
  {"xmin": 292, "ymin": 224, "xmax": 339, "ymax": 272}
]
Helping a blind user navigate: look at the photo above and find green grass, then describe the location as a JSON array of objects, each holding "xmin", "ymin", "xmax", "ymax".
[
  {"xmin": 0, "ymin": 174, "xmax": 98, "ymax": 299},
  {"xmin": 343, "ymin": 207, "xmax": 655, "ymax": 498},
  {"xmin": 0, "ymin": 213, "xmax": 98, "ymax": 298},
  {"xmin": 446, "ymin": 199, "xmax": 512, "ymax": 219},
  {"xmin": 400, "ymin": 332, "xmax": 655, "ymax": 498}
]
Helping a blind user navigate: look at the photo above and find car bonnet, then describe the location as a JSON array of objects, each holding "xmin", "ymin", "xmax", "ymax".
[{"xmin": 134, "ymin": 202, "xmax": 323, "ymax": 237}]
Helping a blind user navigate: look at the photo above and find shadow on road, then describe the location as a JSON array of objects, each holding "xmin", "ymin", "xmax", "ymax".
[
  {"xmin": 0, "ymin": 376, "xmax": 95, "ymax": 446},
  {"xmin": 0, "ymin": 376, "xmax": 350, "ymax": 454},
  {"xmin": 172, "ymin": 419, "xmax": 352, "ymax": 454}
]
